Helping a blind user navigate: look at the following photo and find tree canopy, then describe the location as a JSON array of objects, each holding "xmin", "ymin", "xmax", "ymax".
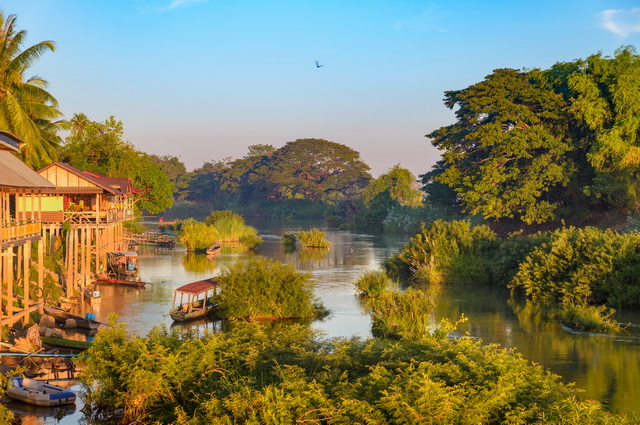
[
  {"xmin": 60, "ymin": 116, "xmax": 173, "ymax": 213},
  {"xmin": 427, "ymin": 46, "xmax": 640, "ymax": 224},
  {"xmin": 0, "ymin": 12, "xmax": 66, "ymax": 168}
]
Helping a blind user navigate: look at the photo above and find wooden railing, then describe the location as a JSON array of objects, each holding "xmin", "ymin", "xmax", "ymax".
[{"xmin": 0, "ymin": 219, "xmax": 41, "ymax": 248}]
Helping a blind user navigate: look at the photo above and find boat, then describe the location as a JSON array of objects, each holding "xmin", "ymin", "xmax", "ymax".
[
  {"xmin": 132, "ymin": 232, "xmax": 176, "ymax": 247},
  {"xmin": 206, "ymin": 243, "xmax": 221, "ymax": 255},
  {"xmin": 170, "ymin": 278, "xmax": 218, "ymax": 322},
  {"xmin": 40, "ymin": 336, "xmax": 92, "ymax": 351},
  {"xmin": 43, "ymin": 306, "xmax": 101, "ymax": 330},
  {"xmin": 95, "ymin": 275, "xmax": 146, "ymax": 288},
  {"xmin": 106, "ymin": 251, "xmax": 139, "ymax": 278},
  {"xmin": 6, "ymin": 376, "xmax": 76, "ymax": 407}
]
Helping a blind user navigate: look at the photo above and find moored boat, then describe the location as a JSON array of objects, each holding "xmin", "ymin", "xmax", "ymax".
[
  {"xmin": 95, "ymin": 275, "xmax": 146, "ymax": 288},
  {"xmin": 6, "ymin": 376, "xmax": 76, "ymax": 407},
  {"xmin": 170, "ymin": 278, "xmax": 218, "ymax": 322},
  {"xmin": 43, "ymin": 306, "xmax": 101, "ymax": 330},
  {"xmin": 206, "ymin": 243, "xmax": 221, "ymax": 255},
  {"xmin": 40, "ymin": 336, "xmax": 92, "ymax": 351},
  {"xmin": 106, "ymin": 251, "xmax": 139, "ymax": 278}
]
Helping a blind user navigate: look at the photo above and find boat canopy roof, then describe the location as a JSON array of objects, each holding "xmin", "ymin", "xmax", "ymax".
[{"xmin": 175, "ymin": 278, "xmax": 218, "ymax": 295}]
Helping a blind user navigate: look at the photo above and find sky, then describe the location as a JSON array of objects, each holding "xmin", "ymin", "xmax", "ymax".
[{"xmin": 4, "ymin": 1, "xmax": 640, "ymax": 177}]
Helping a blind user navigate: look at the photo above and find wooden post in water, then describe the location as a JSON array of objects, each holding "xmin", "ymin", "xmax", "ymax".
[
  {"xmin": 22, "ymin": 241, "xmax": 31, "ymax": 326},
  {"xmin": 6, "ymin": 247, "xmax": 14, "ymax": 317},
  {"xmin": 37, "ymin": 238, "xmax": 44, "ymax": 314}
]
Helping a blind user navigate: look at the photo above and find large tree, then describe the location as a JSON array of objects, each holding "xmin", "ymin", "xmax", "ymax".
[
  {"xmin": 428, "ymin": 68, "xmax": 572, "ymax": 224},
  {"xmin": 265, "ymin": 138, "xmax": 371, "ymax": 211},
  {"xmin": 60, "ymin": 116, "xmax": 173, "ymax": 213},
  {"xmin": 0, "ymin": 12, "xmax": 64, "ymax": 168}
]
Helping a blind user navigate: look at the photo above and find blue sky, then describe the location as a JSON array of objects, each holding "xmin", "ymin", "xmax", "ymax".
[{"xmin": 4, "ymin": 1, "xmax": 640, "ymax": 176}]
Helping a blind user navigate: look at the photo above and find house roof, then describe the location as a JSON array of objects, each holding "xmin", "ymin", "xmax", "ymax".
[
  {"xmin": 38, "ymin": 162, "xmax": 118, "ymax": 195},
  {"xmin": 175, "ymin": 278, "xmax": 218, "ymax": 295},
  {"xmin": 82, "ymin": 171, "xmax": 135, "ymax": 196},
  {"xmin": 0, "ymin": 151, "xmax": 56, "ymax": 190},
  {"xmin": 0, "ymin": 131, "xmax": 25, "ymax": 152}
]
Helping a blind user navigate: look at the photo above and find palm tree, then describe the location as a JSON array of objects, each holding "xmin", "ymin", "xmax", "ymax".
[
  {"xmin": 70, "ymin": 113, "xmax": 89, "ymax": 136},
  {"xmin": 0, "ymin": 12, "xmax": 63, "ymax": 167}
]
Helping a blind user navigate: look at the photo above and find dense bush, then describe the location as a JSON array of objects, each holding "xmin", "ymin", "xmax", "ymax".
[
  {"xmin": 215, "ymin": 257, "xmax": 323, "ymax": 320},
  {"xmin": 383, "ymin": 220, "xmax": 498, "ymax": 285},
  {"xmin": 79, "ymin": 320, "xmax": 632, "ymax": 424},
  {"xmin": 178, "ymin": 218, "xmax": 219, "ymax": 251},
  {"xmin": 204, "ymin": 210, "xmax": 263, "ymax": 247},
  {"xmin": 368, "ymin": 287, "xmax": 434, "ymax": 339},
  {"xmin": 281, "ymin": 232, "xmax": 297, "ymax": 248},
  {"xmin": 354, "ymin": 269, "xmax": 391, "ymax": 298},
  {"xmin": 297, "ymin": 228, "xmax": 331, "ymax": 249}
]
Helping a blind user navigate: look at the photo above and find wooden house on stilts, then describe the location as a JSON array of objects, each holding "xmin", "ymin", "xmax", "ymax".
[
  {"xmin": 0, "ymin": 131, "xmax": 55, "ymax": 327},
  {"xmin": 37, "ymin": 163, "xmax": 136, "ymax": 297}
]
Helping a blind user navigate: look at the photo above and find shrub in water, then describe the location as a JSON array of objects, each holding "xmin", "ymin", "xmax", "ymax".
[
  {"xmin": 354, "ymin": 269, "xmax": 391, "ymax": 297},
  {"xmin": 178, "ymin": 218, "xmax": 218, "ymax": 251},
  {"xmin": 216, "ymin": 257, "xmax": 323, "ymax": 320},
  {"xmin": 369, "ymin": 287, "xmax": 433, "ymax": 339},
  {"xmin": 281, "ymin": 232, "xmax": 297, "ymax": 248},
  {"xmin": 297, "ymin": 228, "xmax": 331, "ymax": 248}
]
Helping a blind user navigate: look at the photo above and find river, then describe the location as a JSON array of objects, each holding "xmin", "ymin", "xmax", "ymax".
[{"xmin": 14, "ymin": 219, "xmax": 640, "ymax": 423}]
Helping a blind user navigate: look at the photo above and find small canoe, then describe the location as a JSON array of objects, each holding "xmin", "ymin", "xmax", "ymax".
[
  {"xmin": 40, "ymin": 337, "xmax": 91, "ymax": 351},
  {"xmin": 6, "ymin": 376, "xmax": 76, "ymax": 407},
  {"xmin": 43, "ymin": 306, "xmax": 100, "ymax": 330},
  {"xmin": 206, "ymin": 243, "xmax": 221, "ymax": 255}
]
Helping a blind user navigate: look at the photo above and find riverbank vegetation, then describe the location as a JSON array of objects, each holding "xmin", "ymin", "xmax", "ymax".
[
  {"xmin": 384, "ymin": 220, "xmax": 638, "ymax": 333},
  {"xmin": 214, "ymin": 257, "xmax": 327, "ymax": 320},
  {"xmin": 78, "ymin": 318, "xmax": 632, "ymax": 424}
]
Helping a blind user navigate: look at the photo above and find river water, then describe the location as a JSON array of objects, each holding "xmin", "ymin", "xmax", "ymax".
[{"xmin": 17, "ymin": 219, "xmax": 640, "ymax": 423}]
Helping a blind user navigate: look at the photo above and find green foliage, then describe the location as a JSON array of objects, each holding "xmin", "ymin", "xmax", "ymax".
[
  {"xmin": 60, "ymin": 116, "xmax": 174, "ymax": 213},
  {"xmin": 509, "ymin": 227, "xmax": 634, "ymax": 306},
  {"xmin": 281, "ymin": 232, "xmax": 297, "ymax": 248},
  {"xmin": 354, "ymin": 269, "xmax": 391, "ymax": 298},
  {"xmin": 362, "ymin": 165, "xmax": 423, "ymax": 207},
  {"xmin": 369, "ymin": 288, "xmax": 434, "ymax": 339},
  {"xmin": 297, "ymin": 228, "xmax": 331, "ymax": 248},
  {"xmin": 216, "ymin": 257, "xmax": 322, "ymax": 319},
  {"xmin": 383, "ymin": 220, "xmax": 498, "ymax": 285},
  {"xmin": 79, "ymin": 320, "xmax": 632, "ymax": 424},
  {"xmin": 0, "ymin": 12, "xmax": 64, "ymax": 169},
  {"xmin": 561, "ymin": 302, "xmax": 623, "ymax": 333},
  {"xmin": 178, "ymin": 218, "xmax": 219, "ymax": 251},
  {"xmin": 204, "ymin": 211, "xmax": 262, "ymax": 248},
  {"xmin": 123, "ymin": 219, "xmax": 146, "ymax": 234}
]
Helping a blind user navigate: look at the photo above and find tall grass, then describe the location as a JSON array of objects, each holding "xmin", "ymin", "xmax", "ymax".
[{"xmin": 561, "ymin": 302, "xmax": 623, "ymax": 333}]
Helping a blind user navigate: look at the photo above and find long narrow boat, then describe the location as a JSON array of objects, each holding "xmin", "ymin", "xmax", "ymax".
[
  {"xmin": 6, "ymin": 376, "xmax": 76, "ymax": 406},
  {"xmin": 95, "ymin": 275, "xmax": 146, "ymax": 288},
  {"xmin": 170, "ymin": 278, "xmax": 218, "ymax": 322},
  {"xmin": 40, "ymin": 337, "xmax": 92, "ymax": 351},
  {"xmin": 43, "ymin": 306, "xmax": 101, "ymax": 330}
]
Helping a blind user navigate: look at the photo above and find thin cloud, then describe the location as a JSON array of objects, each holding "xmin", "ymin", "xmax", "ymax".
[
  {"xmin": 135, "ymin": 0, "xmax": 207, "ymax": 13},
  {"xmin": 166, "ymin": 0, "xmax": 207, "ymax": 10},
  {"xmin": 598, "ymin": 8, "xmax": 640, "ymax": 38},
  {"xmin": 395, "ymin": 6, "xmax": 447, "ymax": 33}
]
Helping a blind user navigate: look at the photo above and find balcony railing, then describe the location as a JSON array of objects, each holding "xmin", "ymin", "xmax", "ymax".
[{"xmin": 1, "ymin": 219, "xmax": 41, "ymax": 248}]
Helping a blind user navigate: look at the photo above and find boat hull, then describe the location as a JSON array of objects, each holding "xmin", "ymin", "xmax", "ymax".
[
  {"xmin": 170, "ymin": 304, "xmax": 216, "ymax": 322},
  {"xmin": 43, "ymin": 306, "xmax": 100, "ymax": 330},
  {"xmin": 6, "ymin": 377, "xmax": 76, "ymax": 407}
]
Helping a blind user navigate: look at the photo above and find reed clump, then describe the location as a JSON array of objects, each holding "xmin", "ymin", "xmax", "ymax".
[{"xmin": 178, "ymin": 218, "xmax": 219, "ymax": 251}]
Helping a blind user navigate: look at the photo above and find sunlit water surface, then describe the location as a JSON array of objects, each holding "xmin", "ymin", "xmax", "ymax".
[{"xmin": 14, "ymin": 219, "xmax": 640, "ymax": 423}]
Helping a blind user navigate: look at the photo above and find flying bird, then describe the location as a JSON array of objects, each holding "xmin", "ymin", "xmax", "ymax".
[{"xmin": 315, "ymin": 60, "xmax": 324, "ymax": 68}]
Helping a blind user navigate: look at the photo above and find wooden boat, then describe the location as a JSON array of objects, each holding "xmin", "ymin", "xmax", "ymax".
[
  {"xmin": 106, "ymin": 251, "xmax": 139, "ymax": 278},
  {"xmin": 206, "ymin": 243, "xmax": 221, "ymax": 255},
  {"xmin": 96, "ymin": 275, "xmax": 146, "ymax": 288},
  {"xmin": 40, "ymin": 336, "xmax": 91, "ymax": 351},
  {"xmin": 170, "ymin": 278, "xmax": 218, "ymax": 322},
  {"xmin": 43, "ymin": 306, "xmax": 101, "ymax": 330},
  {"xmin": 6, "ymin": 376, "xmax": 76, "ymax": 406},
  {"xmin": 132, "ymin": 232, "xmax": 176, "ymax": 247}
]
